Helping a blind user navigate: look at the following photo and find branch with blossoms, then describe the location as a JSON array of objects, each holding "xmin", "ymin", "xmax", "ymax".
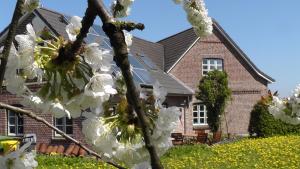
[
  {"xmin": 0, "ymin": 102, "xmax": 126, "ymax": 169},
  {"xmin": 269, "ymin": 85, "xmax": 300, "ymax": 125},
  {"xmin": 0, "ymin": 0, "xmax": 25, "ymax": 91},
  {"xmin": 0, "ymin": 0, "xmax": 213, "ymax": 168}
]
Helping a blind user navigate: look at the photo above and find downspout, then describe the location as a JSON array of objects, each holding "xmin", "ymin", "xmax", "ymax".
[{"xmin": 184, "ymin": 96, "xmax": 190, "ymax": 134}]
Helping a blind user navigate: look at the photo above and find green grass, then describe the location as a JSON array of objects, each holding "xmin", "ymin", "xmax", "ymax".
[{"xmin": 37, "ymin": 136, "xmax": 300, "ymax": 169}]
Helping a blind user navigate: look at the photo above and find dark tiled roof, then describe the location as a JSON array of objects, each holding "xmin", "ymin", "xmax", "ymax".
[
  {"xmin": 149, "ymin": 70, "xmax": 193, "ymax": 95},
  {"xmin": 157, "ymin": 28, "xmax": 199, "ymax": 72},
  {"xmin": 0, "ymin": 13, "xmax": 36, "ymax": 46},
  {"xmin": 130, "ymin": 37, "xmax": 164, "ymax": 70},
  {"xmin": 35, "ymin": 8, "xmax": 69, "ymax": 38},
  {"xmin": 0, "ymin": 7, "xmax": 192, "ymax": 95},
  {"xmin": 158, "ymin": 21, "xmax": 275, "ymax": 83}
]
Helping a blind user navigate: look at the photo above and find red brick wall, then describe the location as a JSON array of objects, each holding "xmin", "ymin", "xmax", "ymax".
[
  {"xmin": 169, "ymin": 31, "xmax": 269, "ymax": 134},
  {"xmin": 0, "ymin": 86, "xmax": 86, "ymax": 145}
]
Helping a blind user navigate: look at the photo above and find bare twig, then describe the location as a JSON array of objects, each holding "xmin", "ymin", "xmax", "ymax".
[
  {"xmin": 0, "ymin": 0, "xmax": 25, "ymax": 92},
  {"xmin": 0, "ymin": 102, "xmax": 126, "ymax": 169},
  {"xmin": 90, "ymin": 0, "xmax": 163, "ymax": 168}
]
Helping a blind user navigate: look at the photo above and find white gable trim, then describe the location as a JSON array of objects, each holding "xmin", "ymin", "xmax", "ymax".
[
  {"xmin": 213, "ymin": 23, "xmax": 274, "ymax": 83},
  {"xmin": 166, "ymin": 37, "xmax": 200, "ymax": 73}
]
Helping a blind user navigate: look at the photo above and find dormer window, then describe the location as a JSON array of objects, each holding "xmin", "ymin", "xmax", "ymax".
[{"xmin": 202, "ymin": 58, "xmax": 223, "ymax": 75}]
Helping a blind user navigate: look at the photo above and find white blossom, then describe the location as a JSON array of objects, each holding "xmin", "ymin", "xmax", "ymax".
[
  {"xmin": 82, "ymin": 116, "xmax": 118, "ymax": 156},
  {"xmin": 123, "ymin": 30, "xmax": 133, "ymax": 47},
  {"xmin": 183, "ymin": 0, "xmax": 213, "ymax": 37},
  {"xmin": 66, "ymin": 16, "xmax": 82, "ymax": 41},
  {"xmin": 83, "ymin": 44, "xmax": 114, "ymax": 72},
  {"xmin": 21, "ymin": 95, "xmax": 43, "ymax": 110},
  {"xmin": 23, "ymin": 0, "xmax": 40, "ymax": 13},
  {"xmin": 15, "ymin": 24, "xmax": 36, "ymax": 68},
  {"xmin": 269, "ymin": 87, "xmax": 300, "ymax": 125},
  {"xmin": 0, "ymin": 142, "xmax": 38, "ymax": 169},
  {"xmin": 5, "ymin": 75, "xmax": 27, "ymax": 96},
  {"xmin": 111, "ymin": 0, "xmax": 134, "ymax": 18},
  {"xmin": 152, "ymin": 81, "xmax": 167, "ymax": 109},
  {"xmin": 293, "ymin": 84, "xmax": 300, "ymax": 97},
  {"xmin": 84, "ymin": 73, "xmax": 117, "ymax": 98},
  {"xmin": 84, "ymin": 43, "xmax": 103, "ymax": 68},
  {"xmin": 48, "ymin": 101, "xmax": 71, "ymax": 119},
  {"xmin": 101, "ymin": 49, "xmax": 114, "ymax": 72},
  {"xmin": 22, "ymin": 62, "xmax": 43, "ymax": 80}
]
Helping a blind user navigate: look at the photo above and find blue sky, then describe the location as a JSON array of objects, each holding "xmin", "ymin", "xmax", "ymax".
[{"xmin": 1, "ymin": 0, "xmax": 300, "ymax": 97}]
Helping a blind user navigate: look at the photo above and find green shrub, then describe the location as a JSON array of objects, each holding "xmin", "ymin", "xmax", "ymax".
[
  {"xmin": 196, "ymin": 70, "xmax": 231, "ymax": 132},
  {"xmin": 248, "ymin": 100, "xmax": 300, "ymax": 137}
]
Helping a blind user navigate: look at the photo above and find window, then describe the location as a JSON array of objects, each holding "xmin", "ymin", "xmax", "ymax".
[
  {"xmin": 193, "ymin": 104, "xmax": 208, "ymax": 125},
  {"xmin": 54, "ymin": 117, "xmax": 73, "ymax": 137},
  {"xmin": 202, "ymin": 58, "xmax": 223, "ymax": 75},
  {"xmin": 7, "ymin": 110, "xmax": 24, "ymax": 136}
]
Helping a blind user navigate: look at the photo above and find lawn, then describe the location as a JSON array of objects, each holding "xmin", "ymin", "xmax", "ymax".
[{"xmin": 37, "ymin": 136, "xmax": 300, "ymax": 169}]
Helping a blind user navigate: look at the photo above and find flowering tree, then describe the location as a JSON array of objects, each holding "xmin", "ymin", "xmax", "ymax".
[
  {"xmin": 0, "ymin": 0, "xmax": 212, "ymax": 168},
  {"xmin": 269, "ymin": 85, "xmax": 300, "ymax": 125}
]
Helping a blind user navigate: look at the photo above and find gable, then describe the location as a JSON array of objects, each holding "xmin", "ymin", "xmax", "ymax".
[
  {"xmin": 159, "ymin": 21, "xmax": 275, "ymax": 84},
  {"xmin": 168, "ymin": 33, "xmax": 266, "ymax": 92}
]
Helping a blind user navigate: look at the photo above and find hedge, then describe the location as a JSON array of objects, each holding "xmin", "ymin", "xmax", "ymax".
[{"xmin": 248, "ymin": 101, "xmax": 300, "ymax": 137}]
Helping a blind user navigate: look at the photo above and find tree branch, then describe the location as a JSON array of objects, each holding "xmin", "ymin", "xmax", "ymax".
[
  {"xmin": 90, "ymin": 0, "xmax": 163, "ymax": 168},
  {"xmin": 115, "ymin": 21, "xmax": 145, "ymax": 32},
  {"xmin": 0, "ymin": 0, "xmax": 25, "ymax": 92},
  {"xmin": 55, "ymin": 3, "xmax": 97, "ymax": 63},
  {"xmin": 0, "ymin": 102, "xmax": 126, "ymax": 169}
]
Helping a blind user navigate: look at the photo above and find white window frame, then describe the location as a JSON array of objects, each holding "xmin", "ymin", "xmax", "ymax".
[
  {"xmin": 192, "ymin": 104, "xmax": 208, "ymax": 126},
  {"xmin": 7, "ymin": 110, "xmax": 24, "ymax": 136},
  {"xmin": 53, "ymin": 117, "xmax": 73, "ymax": 137},
  {"xmin": 202, "ymin": 58, "xmax": 223, "ymax": 75}
]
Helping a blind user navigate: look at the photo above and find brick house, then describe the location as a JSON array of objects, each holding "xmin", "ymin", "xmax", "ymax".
[{"xmin": 0, "ymin": 8, "xmax": 274, "ymax": 145}]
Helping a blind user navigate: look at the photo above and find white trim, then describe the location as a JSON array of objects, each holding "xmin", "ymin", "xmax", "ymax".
[
  {"xmin": 166, "ymin": 24, "xmax": 274, "ymax": 83},
  {"xmin": 213, "ymin": 24, "xmax": 274, "ymax": 83},
  {"xmin": 7, "ymin": 110, "xmax": 24, "ymax": 136},
  {"xmin": 192, "ymin": 104, "xmax": 208, "ymax": 126},
  {"xmin": 202, "ymin": 58, "xmax": 223, "ymax": 75},
  {"xmin": 53, "ymin": 116, "xmax": 73, "ymax": 137},
  {"xmin": 167, "ymin": 37, "xmax": 200, "ymax": 73}
]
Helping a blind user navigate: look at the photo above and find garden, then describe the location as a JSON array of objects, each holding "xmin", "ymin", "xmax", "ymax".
[
  {"xmin": 1, "ymin": 0, "xmax": 300, "ymax": 168},
  {"xmin": 36, "ymin": 135, "xmax": 300, "ymax": 169}
]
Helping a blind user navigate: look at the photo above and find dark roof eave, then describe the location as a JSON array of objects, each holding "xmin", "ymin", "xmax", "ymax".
[
  {"xmin": 167, "ymin": 93, "xmax": 193, "ymax": 97},
  {"xmin": 212, "ymin": 19, "xmax": 275, "ymax": 83}
]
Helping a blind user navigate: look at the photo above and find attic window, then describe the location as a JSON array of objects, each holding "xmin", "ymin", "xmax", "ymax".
[{"xmin": 202, "ymin": 58, "xmax": 223, "ymax": 75}]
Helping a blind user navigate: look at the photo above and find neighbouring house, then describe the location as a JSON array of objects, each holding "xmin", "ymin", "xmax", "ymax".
[{"xmin": 0, "ymin": 8, "xmax": 274, "ymax": 146}]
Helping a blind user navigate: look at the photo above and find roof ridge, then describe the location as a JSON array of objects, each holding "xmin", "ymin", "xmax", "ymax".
[
  {"xmin": 133, "ymin": 36, "xmax": 164, "ymax": 47},
  {"xmin": 157, "ymin": 27, "xmax": 194, "ymax": 43},
  {"xmin": 38, "ymin": 7, "xmax": 64, "ymax": 16}
]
